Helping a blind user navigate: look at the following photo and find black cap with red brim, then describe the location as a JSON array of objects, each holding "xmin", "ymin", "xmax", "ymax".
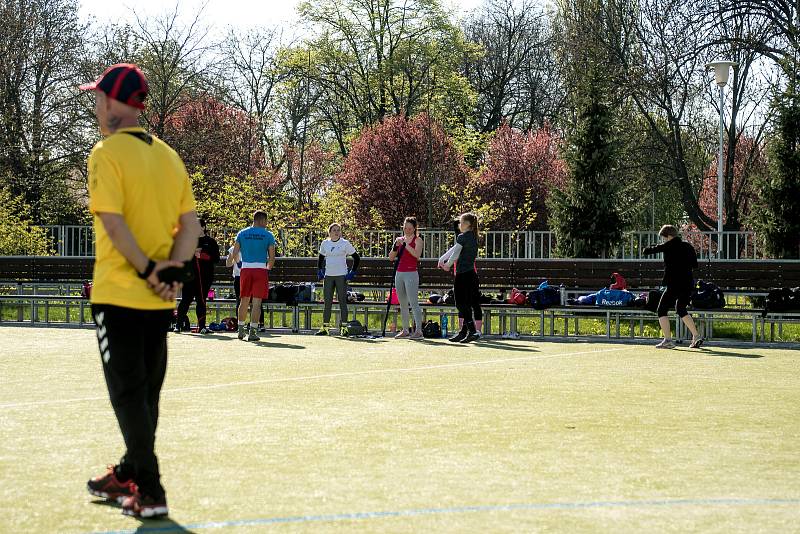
[{"xmin": 80, "ymin": 63, "xmax": 148, "ymax": 110}]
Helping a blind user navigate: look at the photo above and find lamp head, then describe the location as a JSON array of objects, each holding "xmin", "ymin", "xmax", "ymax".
[{"xmin": 706, "ymin": 60, "xmax": 738, "ymax": 87}]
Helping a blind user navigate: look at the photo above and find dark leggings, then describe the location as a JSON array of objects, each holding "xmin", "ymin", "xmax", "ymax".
[
  {"xmin": 176, "ymin": 274, "xmax": 211, "ymax": 329},
  {"xmin": 454, "ymin": 271, "xmax": 483, "ymax": 326},
  {"xmin": 657, "ymin": 286, "xmax": 691, "ymax": 318}
]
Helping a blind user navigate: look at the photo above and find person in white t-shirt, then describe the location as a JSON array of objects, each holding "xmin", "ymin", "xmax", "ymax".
[{"xmin": 316, "ymin": 223, "xmax": 361, "ymax": 335}]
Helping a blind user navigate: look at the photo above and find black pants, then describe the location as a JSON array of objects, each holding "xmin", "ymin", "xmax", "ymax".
[
  {"xmin": 657, "ymin": 285, "xmax": 691, "ymax": 318},
  {"xmin": 233, "ymin": 276, "xmax": 264, "ymax": 325},
  {"xmin": 176, "ymin": 270, "xmax": 213, "ymax": 329},
  {"xmin": 92, "ymin": 304, "xmax": 171, "ymax": 499},
  {"xmin": 454, "ymin": 271, "xmax": 482, "ymax": 330}
]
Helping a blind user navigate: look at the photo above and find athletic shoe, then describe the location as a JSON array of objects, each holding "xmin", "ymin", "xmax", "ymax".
[
  {"xmin": 172, "ymin": 326, "xmax": 180, "ymax": 334},
  {"xmin": 459, "ymin": 332, "xmax": 481, "ymax": 343},
  {"xmin": 655, "ymin": 339, "xmax": 676, "ymax": 349},
  {"xmin": 449, "ymin": 330, "xmax": 468, "ymax": 343},
  {"xmin": 237, "ymin": 325, "xmax": 247, "ymax": 340},
  {"xmin": 258, "ymin": 325, "xmax": 266, "ymax": 333},
  {"xmin": 247, "ymin": 328, "xmax": 260, "ymax": 342},
  {"xmin": 315, "ymin": 327, "xmax": 329, "ymax": 336},
  {"xmin": 87, "ymin": 465, "xmax": 135, "ymax": 503},
  {"xmin": 199, "ymin": 327, "xmax": 209, "ymax": 335},
  {"xmin": 395, "ymin": 330, "xmax": 410, "ymax": 339},
  {"xmin": 689, "ymin": 337, "xmax": 705, "ymax": 349},
  {"xmin": 121, "ymin": 491, "xmax": 168, "ymax": 519},
  {"xmin": 409, "ymin": 331, "xmax": 424, "ymax": 340}
]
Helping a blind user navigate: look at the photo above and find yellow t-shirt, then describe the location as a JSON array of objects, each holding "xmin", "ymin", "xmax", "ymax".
[{"xmin": 88, "ymin": 127, "xmax": 196, "ymax": 310}]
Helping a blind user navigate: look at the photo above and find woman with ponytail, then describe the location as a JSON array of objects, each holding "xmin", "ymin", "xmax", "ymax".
[{"xmin": 438, "ymin": 213, "xmax": 483, "ymax": 343}]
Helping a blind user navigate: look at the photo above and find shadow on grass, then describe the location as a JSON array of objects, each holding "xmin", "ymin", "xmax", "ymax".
[
  {"xmin": 250, "ymin": 339, "xmax": 306, "ymax": 349},
  {"xmin": 191, "ymin": 331, "xmax": 305, "ymax": 349},
  {"xmin": 474, "ymin": 339, "xmax": 539, "ymax": 353},
  {"xmin": 133, "ymin": 518, "xmax": 197, "ymax": 533},
  {"xmin": 89, "ymin": 500, "xmax": 197, "ymax": 533},
  {"xmin": 335, "ymin": 335, "xmax": 387, "ymax": 343},
  {"xmin": 676, "ymin": 347, "xmax": 764, "ymax": 359}
]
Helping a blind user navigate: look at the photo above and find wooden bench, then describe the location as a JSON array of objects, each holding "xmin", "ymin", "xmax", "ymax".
[{"xmin": 2, "ymin": 256, "xmax": 800, "ymax": 293}]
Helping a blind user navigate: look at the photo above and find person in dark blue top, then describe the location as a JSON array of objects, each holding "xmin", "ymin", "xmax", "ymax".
[
  {"xmin": 438, "ymin": 213, "xmax": 483, "ymax": 343},
  {"xmin": 643, "ymin": 224, "xmax": 703, "ymax": 349}
]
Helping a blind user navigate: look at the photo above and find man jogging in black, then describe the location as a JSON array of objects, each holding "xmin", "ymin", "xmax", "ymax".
[
  {"xmin": 175, "ymin": 218, "xmax": 220, "ymax": 334},
  {"xmin": 81, "ymin": 63, "xmax": 202, "ymax": 518}
]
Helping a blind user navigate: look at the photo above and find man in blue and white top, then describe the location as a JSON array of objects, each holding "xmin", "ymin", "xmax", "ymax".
[{"xmin": 227, "ymin": 211, "xmax": 275, "ymax": 341}]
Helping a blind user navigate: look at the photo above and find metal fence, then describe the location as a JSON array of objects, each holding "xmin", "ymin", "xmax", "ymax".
[{"xmin": 39, "ymin": 225, "xmax": 773, "ymax": 260}]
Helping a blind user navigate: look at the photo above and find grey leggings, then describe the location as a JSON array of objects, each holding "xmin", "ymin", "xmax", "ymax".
[
  {"xmin": 395, "ymin": 271, "xmax": 423, "ymax": 332},
  {"xmin": 323, "ymin": 275, "xmax": 348, "ymax": 324}
]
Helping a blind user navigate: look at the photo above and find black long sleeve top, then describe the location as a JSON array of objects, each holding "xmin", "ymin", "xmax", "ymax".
[{"xmin": 643, "ymin": 237, "xmax": 698, "ymax": 289}]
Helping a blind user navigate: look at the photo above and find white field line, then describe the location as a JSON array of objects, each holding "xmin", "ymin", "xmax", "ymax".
[{"xmin": 0, "ymin": 346, "xmax": 634, "ymax": 410}]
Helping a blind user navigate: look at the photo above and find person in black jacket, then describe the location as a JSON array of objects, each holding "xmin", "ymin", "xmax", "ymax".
[
  {"xmin": 175, "ymin": 218, "xmax": 220, "ymax": 334},
  {"xmin": 643, "ymin": 225, "xmax": 703, "ymax": 349}
]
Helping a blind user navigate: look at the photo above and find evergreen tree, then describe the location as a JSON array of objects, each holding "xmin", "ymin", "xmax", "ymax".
[
  {"xmin": 549, "ymin": 76, "xmax": 625, "ymax": 258},
  {"xmin": 549, "ymin": 0, "xmax": 629, "ymax": 258},
  {"xmin": 751, "ymin": 83, "xmax": 800, "ymax": 258}
]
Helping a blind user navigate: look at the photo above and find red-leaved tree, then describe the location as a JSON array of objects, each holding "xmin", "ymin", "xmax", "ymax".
[
  {"xmin": 683, "ymin": 136, "xmax": 766, "ymax": 257},
  {"xmin": 477, "ymin": 122, "xmax": 566, "ymax": 230},
  {"xmin": 696, "ymin": 136, "xmax": 764, "ymax": 230},
  {"xmin": 161, "ymin": 95, "xmax": 266, "ymax": 182},
  {"xmin": 336, "ymin": 113, "xmax": 470, "ymax": 228}
]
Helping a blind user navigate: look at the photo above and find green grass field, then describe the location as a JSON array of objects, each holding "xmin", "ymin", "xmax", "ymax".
[{"xmin": 1, "ymin": 327, "xmax": 799, "ymax": 533}]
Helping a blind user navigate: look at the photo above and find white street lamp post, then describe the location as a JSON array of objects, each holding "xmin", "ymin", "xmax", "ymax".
[{"xmin": 706, "ymin": 60, "xmax": 737, "ymax": 259}]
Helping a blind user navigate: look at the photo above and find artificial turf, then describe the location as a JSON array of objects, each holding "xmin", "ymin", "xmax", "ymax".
[{"xmin": 1, "ymin": 327, "xmax": 798, "ymax": 533}]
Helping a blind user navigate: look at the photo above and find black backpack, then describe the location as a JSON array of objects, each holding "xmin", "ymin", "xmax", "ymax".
[
  {"xmin": 295, "ymin": 283, "xmax": 314, "ymax": 303},
  {"xmin": 342, "ymin": 320, "xmax": 366, "ymax": 337},
  {"xmin": 765, "ymin": 287, "xmax": 800, "ymax": 315},
  {"xmin": 691, "ymin": 280, "xmax": 726, "ymax": 309},
  {"xmin": 422, "ymin": 320, "xmax": 441, "ymax": 338}
]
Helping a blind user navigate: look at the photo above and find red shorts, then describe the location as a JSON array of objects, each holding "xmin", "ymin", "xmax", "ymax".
[{"xmin": 240, "ymin": 268, "xmax": 269, "ymax": 299}]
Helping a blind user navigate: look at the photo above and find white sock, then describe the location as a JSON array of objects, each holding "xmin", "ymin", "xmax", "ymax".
[{"xmin": 250, "ymin": 323, "xmax": 256, "ymax": 329}]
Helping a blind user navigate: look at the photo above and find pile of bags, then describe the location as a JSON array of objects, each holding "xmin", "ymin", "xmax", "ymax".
[
  {"xmin": 566, "ymin": 273, "xmax": 642, "ymax": 308},
  {"xmin": 506, "ymin": 281, "xmax": 561, "ymax": 310},
  {"xmin": 267, "ymin": 283, "xmax": 315, "ymax": 305}
]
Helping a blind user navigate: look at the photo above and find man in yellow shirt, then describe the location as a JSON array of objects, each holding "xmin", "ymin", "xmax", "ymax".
[{"xmin": 80, "ymin": 63, "xmax": 202, "ymax": 519}]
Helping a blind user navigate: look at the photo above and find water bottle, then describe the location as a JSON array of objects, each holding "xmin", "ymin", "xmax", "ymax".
[
  {"xmin": 559, "ymin": 284, "xmax": 567, "ymax": 306},
  {"xmin": 441, "ymin": 314, "xmax": 448, "ymax": 338}
]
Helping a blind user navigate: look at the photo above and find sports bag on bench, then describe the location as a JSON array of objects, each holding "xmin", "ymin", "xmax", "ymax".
[
  {"xmin": 527, "ymin": 286, "xmax": 560, "ymax": 310},
  {"xmin": 765, "ymin": 287, "xmax": 800, "ymax": 315},
  {"xmin": 691, "ymin": 280, "xmax": 726, "ymax": 309},
  {"xmin": 595, "ymin": 288, "xmax": 636, "ymax": 307}
]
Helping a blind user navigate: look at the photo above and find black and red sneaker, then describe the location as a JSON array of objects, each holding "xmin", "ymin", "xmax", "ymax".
[
  {"xmin": 87, "ymin": 465, "xmax": 135, "ymax": 503},
  {"xmin": 121, "ymin": 490, "xmax": 169, "ymax": 518}
]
